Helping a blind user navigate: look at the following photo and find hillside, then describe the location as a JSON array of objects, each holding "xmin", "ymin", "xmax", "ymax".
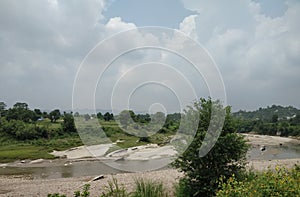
[{"xmin": 233, "ymin": 105, "xmax": 300, "ymax": 121}]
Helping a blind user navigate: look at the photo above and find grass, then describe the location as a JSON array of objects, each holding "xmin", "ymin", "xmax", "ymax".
[
  {"xmin": 0, "ymin": 144, "xmax": 56, "ymax": 163},
  {"xmin": 0, "ymin": 134, "xmax": 83, "ymax": 163},
  {"xmin": 132, "ymin": 178, "xmax": 168, "ymax": 197},
  {"xmin": 0, "ymin": 118, "xmax": 178, "ymax": 163}
]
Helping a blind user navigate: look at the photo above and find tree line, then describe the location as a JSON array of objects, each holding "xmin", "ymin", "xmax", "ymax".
[{"xmin": 233, "ymin": 105, "xmax": 300, "ymax": 136}]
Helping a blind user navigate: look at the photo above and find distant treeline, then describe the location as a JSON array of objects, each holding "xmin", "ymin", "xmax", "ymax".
[
  {"xmin": 0, "ymin": 102, "xmax": 182, "ymax": 141},
  {"xmin": 1, "ymin": 101, "xmax": 299, "ymax": 142},
  {"xmin": 233, "ymin": 105, "xmax": 300, "ymax": 136}
]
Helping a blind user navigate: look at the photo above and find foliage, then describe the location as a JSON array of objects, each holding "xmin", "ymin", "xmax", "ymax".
[
  {"xmin": 233, "ymin": 105, "xmax": 300, "ymax": 121},
  {"xmin": 49, "ymin": 109, "xmax": 61, "ymax": 122},
  {"xmin": 172, "ymin": 98, "xmax": 249, "ymax": 196},
  {"xmin": 216, "ymin": 165, "xmax": 300, "ymax": 197},
  {"xmin": 74, "ymin": 184, "xmax": 91, "ymax": 197},
  {"xmin": 100, "ymin": 178, "xmax": 128, "ymax": 197},
  {"xmin": 47, "ymin": 193, "xmax": 66, "ymax": 197},
  {"xmin": 132, "ymin": 178, "xmax": 167, "ymax": 197},
  {"xmin": 104, "ymin": 112, "xmax": 114, "ymax": 121},
  {"xmin": 62, "ymin": 112, "xmax": 77, "ymax": 133}
]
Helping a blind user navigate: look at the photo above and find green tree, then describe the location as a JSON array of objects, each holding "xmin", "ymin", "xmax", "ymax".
[
  {"xmin": 49, "ymin": 109, "xmax": 61, "ymax": 122},
  {"xmin": 172, "ymin": 98, "xmax": 249, "ymax": 196},
  {"xmin": 62, "ymin": 112, "xmax": 77, "ymax": 133},
  {"xmin": 272, "ymin": 114, "xmax": 278, "ymax": 123},
  {"xmin": 6, "ymin": 102, "xmax": 36, "ymax": 122},
  {"xmin": 0, "ymin": 101, "xmax": 6, "ymax": 117},
  {"xmin": 97, "ymin": 112, "xmax": 103, "ymax": 120},
  {"xmin": 103, "ymin": 112, "xmax": 114, "ymax": 121}
]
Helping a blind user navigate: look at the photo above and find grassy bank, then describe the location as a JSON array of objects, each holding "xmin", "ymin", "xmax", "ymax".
[{"xmin": 0, "ymin": 119, "xmax": 175, "ymax": 163}]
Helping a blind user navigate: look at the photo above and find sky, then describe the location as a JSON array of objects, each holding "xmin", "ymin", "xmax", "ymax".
[{"xmin": 0, "ymin": 0, "xmax": 299, "ymax": 112}]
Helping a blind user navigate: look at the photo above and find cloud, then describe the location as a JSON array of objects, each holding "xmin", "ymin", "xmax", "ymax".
[
  {"xmin": 180, "ymin": 0, "xmax": 300, "ymax": 110},
  {"xmin": 0, "ymin": 0, "xmax": 299, "ymax": 112},
  {"xmin": 179, "ymin": 15, "xmax": 198, "ymax": 40}
]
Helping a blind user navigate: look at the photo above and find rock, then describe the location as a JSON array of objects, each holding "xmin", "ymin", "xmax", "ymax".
[
  {"xmin": 260, "ymin": 145, "xmax": 266, "ymax": 151},
  {"xmin": 92, "ymin": 175, "xmax": 105, "ymax": 181}
]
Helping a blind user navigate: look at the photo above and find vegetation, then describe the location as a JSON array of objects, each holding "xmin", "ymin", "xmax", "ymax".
[
  {"xmin": 216, "ymin": 165, "xmax": 300, "ymax": 197},
  {"xmin": 100, "ymin": 178, "xmax": 128, "ymax": 197},
  {"xmin": 0, "ymin": 101, "xmax": 181, "ymax": 162},
  {"xmin": 132, "ymin": 179, "xmax": 167, "ymax": 197},
  {"xmin": 233, "ymin": 105, "xmax": 300, "ymax": 136},
  {"xmin": 46, "ymin": 165, "xmax": 300, "ymax": 197},
  {"xmin": 172, "ymin": 98, "xmax": 249, "ymax": 196},
  {"xmin": 48, "ymin": 178, "xmax": 167, "ymax": 197}
]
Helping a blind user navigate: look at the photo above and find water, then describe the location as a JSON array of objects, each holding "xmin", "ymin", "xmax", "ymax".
[
  {"xmin": 0, "ymin": 144, "xmax": 299, "ymax": 180},
  {"xmin": 247, "ymin": 143, "xmax": 300, "ymax": 160},
  {"xmin": 0, "ymin": 158, "xmax": 171, "ymax": 179}
]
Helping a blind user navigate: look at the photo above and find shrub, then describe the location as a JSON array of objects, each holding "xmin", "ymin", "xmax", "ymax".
[
  {"xmin": 100, "ymin": 178, "xmax": 128, "ymax": 197},
  {"xmin": 216, "ymin": 165, "xmax": 300, "ymax": 197},
  {"xmin": 132, "ymin": 178, "xmax": 167, "ymax": 197},
  {"xmin": 74, "ymin": 184, "xmax": 90, "ymax": 197}
]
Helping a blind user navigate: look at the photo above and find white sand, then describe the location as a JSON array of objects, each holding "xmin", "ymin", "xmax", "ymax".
[
  {"xmin": 51, "ymin": 144, "xmax": 113, "ymax": 159},
  {"xmin": 107, "ymin": 144, "xmax": 177, "ymax": 160}
]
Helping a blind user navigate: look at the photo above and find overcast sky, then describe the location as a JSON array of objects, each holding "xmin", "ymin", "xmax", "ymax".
[{"xmin": 0, "ymin": 0, "xmax": 299, "ymax": 112}]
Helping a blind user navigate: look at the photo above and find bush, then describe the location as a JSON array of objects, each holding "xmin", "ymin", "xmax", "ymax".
[
  {"xmin": 132, "ymin": 179, "xmax": 167, "ymax": 197},
  {"xmin": 216, "ymin": 165, "xmax": 300, "ymax": 197},
  {"xmin": 172, "ymin": 98, "xmax": 249, "ymax": 196},
  {"xmin": 100, "ymin": 178, "xmax": 128, "ymax": 197}
]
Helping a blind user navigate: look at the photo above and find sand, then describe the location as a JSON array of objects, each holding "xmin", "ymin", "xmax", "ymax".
[{"xmin": 0, "ymin": 169, "xmax": 181, "ymax": 197}]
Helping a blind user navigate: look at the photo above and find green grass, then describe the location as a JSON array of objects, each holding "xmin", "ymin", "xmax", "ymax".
[
  {"xmin": 0, "ymin": 144, "xmax": 56, "ymax": 163},
  {"xmin": 0, "ymin": 118, "xmax": 177, "ymax": 163},
  {"xmin": 133, "ymin": 178, "xmax": 168, "ymax": 197},
  {"xmin": 0, "ymin": 134, "xmax": 83, "ymax": 163}
]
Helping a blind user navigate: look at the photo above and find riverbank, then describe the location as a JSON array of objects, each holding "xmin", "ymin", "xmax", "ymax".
[
  {"xmin": 1, "ymin": 158, "xmax": 300, "ymax": 197},
  {"xmin": 0, "ymin": 134, "xmax": 299, "ymax": 196},
  {"xmin": 0, "ymin": 169, "xmax": 181, "ymax": 197}
]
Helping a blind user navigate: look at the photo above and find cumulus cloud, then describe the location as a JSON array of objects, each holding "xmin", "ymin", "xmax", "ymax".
[
  {"xmin": 180, "ymin": 0, "xmax": 300, "ymax": 110},
  {"xmin": 179, "ymin": 15, "xmax": 198, "ymax": 40},
  {"xmin": 0, "ymin": 0, "xmax": 299, "ymax": 112}
]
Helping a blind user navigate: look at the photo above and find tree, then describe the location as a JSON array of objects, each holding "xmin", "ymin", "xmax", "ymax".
[
  {"xmin": 6, "ymin": 102, "xmax": 36, "ymax": 122},
  {"xmin": 272, "ymin": 114, "xmax": 278, "ymax": 123},
  {"xmin": 62, "ymin": 112, "xmax": 77, "ymax": 133},
  {"xmin": 0, "ymin": 101, "xmax": 6, "ymax": 117},
  {"xmin": 96, "ymin": 112, "xmax": 103, "ymax": 120},
  {"xmin": 49, "ymin": 109, "xmax": 61, "ymax": 122},
  {"xmin": 103, "ymin": 112, "xmax": 114, "ymax": 121},
  {"xmin": 172, "ymin": 98, "xmax": 249, "ymax": 196},
  {"xmin": 13, "ymin": 102, "xmax": 28, "ymax": 110}
]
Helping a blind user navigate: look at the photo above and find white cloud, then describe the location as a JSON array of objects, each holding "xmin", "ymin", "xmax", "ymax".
[
  {"xmin": 179, "ymin": 0, "xmax": 300, "ymax": 110},
  {"xmin": 179, "ymin": 15, "xmax": 198, "ymax": 40}
]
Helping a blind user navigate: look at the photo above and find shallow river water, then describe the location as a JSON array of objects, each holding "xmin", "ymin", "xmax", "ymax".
[{"xmin": 0, "ymin": 144, "xmax": 299, "ymax": 179}]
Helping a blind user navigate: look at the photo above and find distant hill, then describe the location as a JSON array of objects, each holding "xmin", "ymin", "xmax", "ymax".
[{"xmin": 233, "ymin": 105, "xmax": 300, "ymax": 121}]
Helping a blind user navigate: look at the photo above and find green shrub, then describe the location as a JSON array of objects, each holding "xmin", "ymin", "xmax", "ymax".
[
  {"xmin": 100, "ymin": 178, "xmax": 128, "ymax": 197},
  {"xmin": 216, "ymin": 165, "xmax": 300, "ymax": 197},
  {"xmin": 74, "ymin": 184, "xmax": 90, "ymax": 197},
  {"xmin": 132, "ymin": 178, "xmax": 167, "ymax": 197}
]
